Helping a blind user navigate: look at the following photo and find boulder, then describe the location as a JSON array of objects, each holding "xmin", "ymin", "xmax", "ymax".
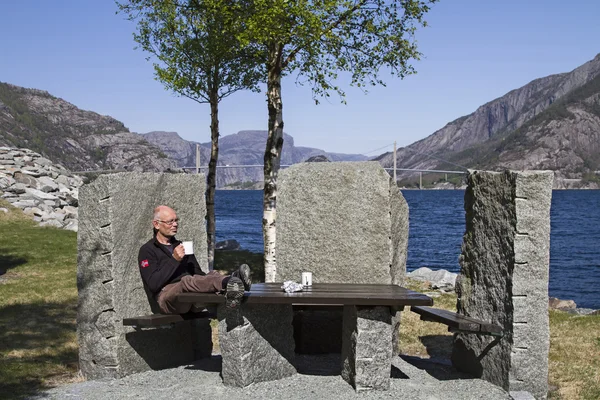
[
  {"xmin": 77, "ymin": 172, "xmax": 209, "ymax": 379},
  {"xmin": 548, "ymin": 297, "xmax": 576, "ymax": 310},
  {"xmin": 13, "ymin": 200, "xmax": 37, "ymax": 208},
  {"xmin": 37, "ymin": 176, "xmax": 59, "ymax": 192},
  {"xmin": 25, "ymin": 187, "xmax": 58, "ymax": 201},
  {"xmin": 0, "ymin": 175, "xmax": 15, "ymax": 188},
  {"xmin": 39, "ymin": 219, "xmax": 64, "ymax": 228},
  {"xmin": 452, "ymin": 170, "xmax": 553, "ymax": 399},
  {"xmin": 407, "ymin": 267, "xmax": 457, "ymax": 290},
  {"xmin": 215, "ymin": 239, "xmax": 241, "ymax": 251},
  {"xmin": 13, "ymin": 171, "xmax": 38, "ymax": 186},
  {"xmin": 305, "ymin": 155, "xmax": 330, "ymax": 162},
  {"xmin": 63, "ymin": 205, "xmax": 78, "ymax": 219},
  {"xmin": 64, "ymin": 219, "xmax": 78, "ymax": 232},
  {"xmin": 11, "ymin": 183, "xmax": 28, "ymax": 194},
  {"xmin": 55, "ymin": 175, "xmax": 70, "ymax": 186}
]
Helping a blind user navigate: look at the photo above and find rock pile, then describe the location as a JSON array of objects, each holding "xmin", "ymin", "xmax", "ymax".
[
  {"xmin": 407, "ymin": 267, "xmax": 458, "ymax": 293},
  {"xmin": 0, "ymin": 147, "xmax": 83, "ymax": 231}
]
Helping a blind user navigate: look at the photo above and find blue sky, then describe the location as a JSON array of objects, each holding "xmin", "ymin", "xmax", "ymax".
[{"xmin": 1, "ymin": 0, "xmax": 599, "ymax": 156}]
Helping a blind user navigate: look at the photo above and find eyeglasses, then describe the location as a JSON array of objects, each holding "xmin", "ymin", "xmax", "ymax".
[{"xmin": 155, "ymin": 218, "xmax": 179, "ymax": 226}]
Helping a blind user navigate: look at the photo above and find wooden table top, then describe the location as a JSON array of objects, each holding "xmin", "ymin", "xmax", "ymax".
[{"xmin": 177, "ymin": 282, "xmax": 433, "ymax": 307}]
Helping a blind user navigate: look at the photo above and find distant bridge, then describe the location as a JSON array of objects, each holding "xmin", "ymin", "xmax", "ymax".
[{"xmin": 181, "ymin": 164, "xmax": 466, "ymax": 189}]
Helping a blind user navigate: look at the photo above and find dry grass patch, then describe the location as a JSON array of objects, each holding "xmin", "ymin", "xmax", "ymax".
[
  {"xmin": 0, "ymin": 199, "xmax": 32, "ymax": 223},
  {"xmin": 548, "ymin": 310, "xmax": 600, "ymax": 399},
  {"xmin": 401, "ymin": 279, "xmax": 600, "ymax": 400},
  {"xmin": 398, "ymin": 278, "xmax": 456, "ymax": 358}
]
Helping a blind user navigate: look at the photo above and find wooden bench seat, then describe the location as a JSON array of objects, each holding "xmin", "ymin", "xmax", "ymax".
[
  {"xmin": 411, "ymin": 306, "xmax": 503, "ymax": 337},
  {"xmin": 123, "ymin": 310, "xmax": 216, "ymax": 328}
]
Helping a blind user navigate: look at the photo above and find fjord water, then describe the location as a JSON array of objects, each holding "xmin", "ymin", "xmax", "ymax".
[{"xmin": 215, "ymin": 190, "xmax": 600, "ymax": 309}]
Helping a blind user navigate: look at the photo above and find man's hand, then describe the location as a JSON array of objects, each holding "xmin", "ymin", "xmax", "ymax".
[{"xmin": 173, "ymin": 244, "xmax": 185, "ymax": 262}]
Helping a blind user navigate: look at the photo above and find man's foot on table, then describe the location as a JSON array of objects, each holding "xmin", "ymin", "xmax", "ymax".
[
  {"xmin": 231, "ymin": 264, "xmax": 252, "ymax": 292},
  {"xmin": 225, "ymin": 276, "xmax": 244, "ymax": 310}
]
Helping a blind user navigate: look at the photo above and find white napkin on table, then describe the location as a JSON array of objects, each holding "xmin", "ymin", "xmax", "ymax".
[{"xmin": 281, "ymin": 281, "xmax": 304, "ymax": 293}]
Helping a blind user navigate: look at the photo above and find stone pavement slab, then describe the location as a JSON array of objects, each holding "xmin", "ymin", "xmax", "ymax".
[{"xmin": 37, "ymin": 355, "xmax": 511, "ymax": 400}]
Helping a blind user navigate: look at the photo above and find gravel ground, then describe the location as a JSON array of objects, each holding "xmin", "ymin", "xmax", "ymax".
[{"xmin": 35, "ymin": 355, "xmax": 512, "ymax": 400}]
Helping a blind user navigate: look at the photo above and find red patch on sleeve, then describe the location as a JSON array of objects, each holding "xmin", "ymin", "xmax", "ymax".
[{"xmin": 140, "ymin": 259, "xmax": 149, "ymax": 268}]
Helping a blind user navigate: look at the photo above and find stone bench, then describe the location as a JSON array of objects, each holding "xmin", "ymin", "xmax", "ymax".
[
  {"xmin": 411, "ymin": 306, "xmax": 503, "ymax": 337},
  {"xmin": 177, "ymin": 282, "xmax": 433, "ymax": 391}
]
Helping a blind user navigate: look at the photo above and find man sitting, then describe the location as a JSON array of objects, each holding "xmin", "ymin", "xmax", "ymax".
[{"xmin": 138, "ymin": 205, "xmax": 251, "ymax": 314}]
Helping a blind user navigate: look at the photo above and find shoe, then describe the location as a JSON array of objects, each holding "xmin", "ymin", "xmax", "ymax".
[
  {"xmin": 231, "ymin": 264, "xmax": 252, "ymax": 292},
  {"xmin": 225, "ymin": 276, "xmax": 244, "ymax": 310}
]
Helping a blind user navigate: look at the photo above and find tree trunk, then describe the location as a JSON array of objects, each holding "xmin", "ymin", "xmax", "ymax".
[
  {"xmin": 206, "ymin": 87, "xmax": 219, "ymax": 271},
  {"xmin": 263, "ymin": 42, "xmax": 285, "ymax": 282}
]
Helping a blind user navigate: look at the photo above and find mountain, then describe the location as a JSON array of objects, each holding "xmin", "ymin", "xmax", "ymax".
[
  {"xmin": 141, "ymin": 130, "xmax": 368, "ymax": 187},
  {"xmin": 0, "ymin": 82, "xmax": 366, "ymax": 186},
  {"xmin": 0, "ymin": 82, "xmax": 174, "ymax": 172},
  {"xmin": 378, "ymin": 53, "xmax": 600, "ymax": 188}
]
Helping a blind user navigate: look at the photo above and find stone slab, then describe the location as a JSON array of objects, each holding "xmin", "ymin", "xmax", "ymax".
[
  {"xmin": 276, "ymin": 162, "xmax": 394, "ymax": 284},
  {"xmin": 217, "ymin": 304, "xmax": 296, "ymax": 387},
  {"xmin": 341, "ymin": 305, "xmax": 393, "ymax": 391},
  {"xmin": 77, "ymin": 172, "xmax": 209, "ymax": 379},
  {"xmin": 452, "ymin": 170, "xmax": 552, "ymax": 400},
  {"xmin": 275, "ymin": 162, "xmax": 409, "ymax": 358}
]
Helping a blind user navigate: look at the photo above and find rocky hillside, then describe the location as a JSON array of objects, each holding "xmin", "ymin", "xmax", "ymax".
[
  {"xmin": 378, "ymin": 53, "xmax": 600, "ymax": 188},
  {"xmin": 0, "ymin": 82, "xmax": 174, "ymax": 172},
  {"xmin": 142, "ymin": 130, "xmax": 368, "ymax": 187}
]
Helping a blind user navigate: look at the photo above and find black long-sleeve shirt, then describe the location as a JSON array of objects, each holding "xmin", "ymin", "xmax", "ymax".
[{"xmin": 137, "ymin": 236, "xmax": 203, "ymax": 296}]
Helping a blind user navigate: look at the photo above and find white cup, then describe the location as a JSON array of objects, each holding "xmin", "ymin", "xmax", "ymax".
[
  {"xmin": 302, "ymin": 272, "xmax": 313, "ymax": 287},
  {"xmin": 182, "ymin": 241, "xmax": 194, "ymax": 255}
]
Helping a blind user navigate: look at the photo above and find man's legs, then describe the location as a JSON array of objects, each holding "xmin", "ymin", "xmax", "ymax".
[
  {"xmin": 158, "ymin": 272, "xmax": 225, "ymax": 314},
  {"xmin": 180, "ymin": 271, "xmax": 227, "ymax": 293},
  {"xmin": 157, "ymin": 281, "xmax": 189, "ymax": 314},
  {"xmin": 158, "ymin": 267, "xmax": 252, "ymax": 314}
]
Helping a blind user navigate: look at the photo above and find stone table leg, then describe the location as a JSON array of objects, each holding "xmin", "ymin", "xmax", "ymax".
[
  {"xmin": 217, "ymin": 304, "xmax": 296, "ymax": 387},
  {"xmin": 341, "ymin": 305, "xmax": 393, "ymax": 391}
]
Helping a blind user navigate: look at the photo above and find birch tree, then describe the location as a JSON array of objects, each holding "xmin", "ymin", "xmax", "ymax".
[
  {"xmin": 118, "ymin": 0, "xmax": 263, "ymax": 269},
  {"xmin": 240, "ymin": 0, "xmax": 437, "ymax": 281}
]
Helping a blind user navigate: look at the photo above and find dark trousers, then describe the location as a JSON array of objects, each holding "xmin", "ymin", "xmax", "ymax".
[{"xmin": 157, "ymin": 271, "xmax": 226, "ymax": 314}]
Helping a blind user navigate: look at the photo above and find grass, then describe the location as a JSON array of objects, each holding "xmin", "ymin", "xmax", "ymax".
[
  {"xmin": 548, "ymin": 310, "xmax": 600, "ymax": 399},
  {"xmin": 398, "ymin": 279, "xmax": 458, "ymax": 358},
  {"xmin": 1, "ymin": 198, "xmax": 599, "ymax": 399},
  {"xmin": 0, "ymin": 199, "xmax": 81, "ymax": 400}
]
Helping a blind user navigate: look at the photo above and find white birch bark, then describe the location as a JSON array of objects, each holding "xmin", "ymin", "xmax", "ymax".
[{"xmin": 263, "ymin": 43, "xmax": 284, "ymax": 282}]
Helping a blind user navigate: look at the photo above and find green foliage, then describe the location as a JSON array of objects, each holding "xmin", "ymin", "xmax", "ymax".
[
  {"xmin": 117, "ymin": 0, "xmax": 264, "ymax": 104},
  {"xmin": 91, "ymin": 147, "xmax": 107, "ymax": 163},
  {"xmin": 117, "ymin": 0, "xmax": 268, "ymax": 264},
  {"xmin": 581, "ymin": 172, "xmax": 600, "ymax": 184},
  {"xmin": 236, "ymin": 0, "xmax": 437, "ymax": 104}
]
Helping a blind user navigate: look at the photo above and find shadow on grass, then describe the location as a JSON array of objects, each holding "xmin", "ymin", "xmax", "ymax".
[
  {"xmin": 402, "ymin": 335, "xmax": 475, "ymax": 381},
  {"xmin": 0, "ymin": 253, "xmax": 27, "ymax": 276},
  {"xmin": 0, "ymin": 301, "xmax": 78, "ymax": 400},
  {"xmin": 420, "ymin": 334, "xmax": 453, "ymax": 359}
]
